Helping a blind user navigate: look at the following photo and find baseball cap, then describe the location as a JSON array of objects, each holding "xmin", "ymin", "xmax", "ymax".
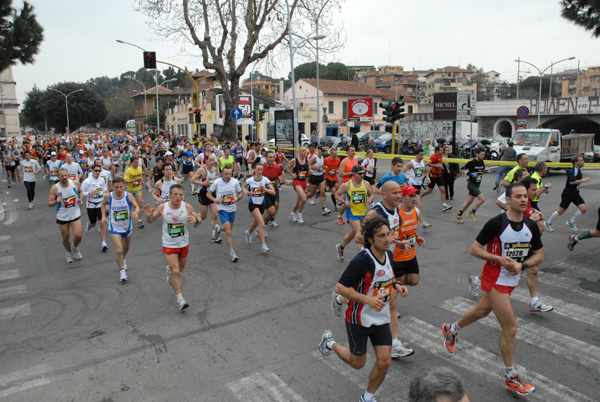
[
  {"xmin": 165, "ymin": 151, "xmax": 173, "ymax": 156},
  {"xmin": 51, "ymin": 151, "xmax": 57, "ymax": 156},
  {"xmin": 351, "ymin": 165, "xmax": 365, "ymax": 174},
  {"xmin": 401, "ymin": 185, "xmax": 418, "ymax": 196}
]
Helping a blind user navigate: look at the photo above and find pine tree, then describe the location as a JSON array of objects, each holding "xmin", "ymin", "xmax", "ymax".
[{"xmin": 0, "ymin": 0, "xmax": 44, "ymax": 71}]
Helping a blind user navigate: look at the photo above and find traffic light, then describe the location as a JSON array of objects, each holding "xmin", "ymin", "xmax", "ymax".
[
  {"xmin": 143, "ymin": 51, "xmax": 156, "ymax": 69},
  {"xmin": 258, "ymin": 109, "xmax": 266, "ymax": 122},
  {"xmin": 250, "ymin": 110, "xmax": 257, "ymax": 122},
  {"xmin": 194, "ymin": 109, "xmax": 201, "ymax": 123},
  {"xmin": 393, "ymin": 96, "xmax": 405, "ymax": 121},
  {"xmin": 380, "ymin": 98, "xmax": 405, "ymax": 123}
]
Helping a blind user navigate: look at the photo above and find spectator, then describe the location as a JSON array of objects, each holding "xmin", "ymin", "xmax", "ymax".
[
  {"xmin": 408, "ymin": 367, "xmax": 469, "ymax": 402},
  {"xmin": 494, "ymin": 141, "xmax": 517, "ymax": 190},
  {"xmin": 310, "ymin": 130, "xmax": 319, "ymax": 146}
]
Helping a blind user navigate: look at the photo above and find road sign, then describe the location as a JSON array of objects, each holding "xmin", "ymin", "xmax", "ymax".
[
  {"xmin": 231, "ymin": 108, "xmax": 243, "ymax": 120},
  {"xmin": 456, "ymin": 91, "xmax": 472, "ymax": 121},
  {"xmin": 348, "ymin": 98, "xmax": 373, "ymax": 122},
  {"xmin": 516, "ymin": 124, "xmax": 527, "ymax": 131},
  {"xmin": 516, "ymin": 119, "xmax": 527, "ymax": 125},
  {"xmin": 517, "ymin": 106, "xmax": 529, "ymax": 118}
]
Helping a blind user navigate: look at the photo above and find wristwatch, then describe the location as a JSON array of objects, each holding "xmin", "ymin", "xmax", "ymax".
[{"xmin": 522, "ymin": 261, "xmax": 529, "ymax": 270}]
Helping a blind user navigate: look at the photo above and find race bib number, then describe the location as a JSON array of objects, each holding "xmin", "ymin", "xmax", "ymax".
[
  {"xmin": 373, "ymin": 279, "xmax": 393, "ymax": 302},
  {"xmin": 134, "ymin": 179, "xmax": 142, "ymax": 186},
  {"xmin": 251, "ymin": 188, "xmax": 264, "ymax": 197},
  {"xmin": 50, "ymin": 171, "xmax": 58, "ymax": 177},
  {"xmin": 328, "ymin": 168, "xmax": 337, "ymax": 175},
  {"xmin": 63, "ymin": 195, "xmax": 77, "ymax": 208},
  {"xmin": 24, "ymin": 166, "xmax": 33, "ymax": 173},
  {"xmin": 415, "ymin": 168, "xmax": 424, "ymax": 177},
  {"xmin": 186, "ymin": 157, "xmax": 192, "ymax": 164},
  {"xmin": 68, "ymin": 174, "xmax": 76, "ymax": 180},
  {"xmin": 167, "ymin": 223, "xmax": 185, "ymax": 238},
  {"xmin": 221, "ymin": 193, "xmax": 235, "ymax": 205},
  {"xmin": 297, "ymin": 171, "xmax": 307, "ymax": 179},
  {"xmin": 351, "ymin": 191, "xmax": 366, "ymax": 204},
  {"xmin": 504, "ymin": 242, "xmax": 530, "ymax": 262},
  {"xmin": 403, "ymin": 233, "xmax": 417, "ymax": 248},
  {"xmin": 114, "ymin": 210, "xmax": 128, "ymax": 221},
  {"xmin": 475, "ymin": 173, "xmax": 482, "ymax": 182},
  {"xmin": 91, "ymin": 188, "xmax": 103, "ymax": 199}
]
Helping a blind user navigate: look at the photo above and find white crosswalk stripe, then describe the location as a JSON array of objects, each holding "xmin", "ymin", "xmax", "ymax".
[
  {"xmin": 226, "ymin": 371, "xmax": 306, "ymax": 402},
  {"xmin": 0, "ymin": 255, "xmax": 15, "ymax": 265},
  {"xmin": 0, "ymin": 285, "xmax": 27, "ymax": 298},
  {"xmin": 0, "ymin": 364, "xmax": 52, "ymax": 399},
  {"xmin": 0, "ymin": 304, "xmax": 32, "ymax": 322},
  {"xmin": 440, "ymin": 296, "xmax": 600, "ymax": 370},
  {"xmin": 536, "ymin": 268, "xmax": 600, "ymax": 300},
  {"xmin": 0, "ymin": 269, "xmax": 19, "ymax": 282}
]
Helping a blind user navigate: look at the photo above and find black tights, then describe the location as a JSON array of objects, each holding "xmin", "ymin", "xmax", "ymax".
[{"xmin": 24, "ymin": 181, "xmax": 35, "ymax": 202}]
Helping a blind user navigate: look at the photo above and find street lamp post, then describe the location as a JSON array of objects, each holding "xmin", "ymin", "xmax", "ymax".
[
  {"xmin": 125, "ymin": 76, "xmax": 148, "ymax": 128},
  {"xmin": 157, "ymin": 78, "xmax": 176, "ymax": 133},
  {"xmin": 514, "ymin": 57, "xmax": 575, "ymax": 126},
  {"xmin": 48, "ymin": 88, "xmax": 83, "ymax": 133},
  {"xmin": 313, "ymin": 0, "xmax": 330, "ymax": 139}
]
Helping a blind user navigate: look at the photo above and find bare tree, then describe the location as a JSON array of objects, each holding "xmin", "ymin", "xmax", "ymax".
[{"xmin": 136, "ymin": 0, "xmax": 344, "ymax": 140}]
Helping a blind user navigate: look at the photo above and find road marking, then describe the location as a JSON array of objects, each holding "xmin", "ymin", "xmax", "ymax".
[
  {"xmin": 226, "ymin": 371, "xmax": 306, "ymax": 402},
  {"xmin": 0, "ymin": 285, "xmax": 27, "ymax": 298},
  {"xmin": 0, "ymin": 364, "xmax": 51, "ymax": 387},
  {"xmin": 0, "ymin": 269, "xmax": 19, "ymax": 281},
  {"xmin": 547, "ymin": 260, "xmax": 600, "ymax": 281},
  {"xmin": 0, "ymin": 304, "xmax": 32, "ymax": 322},
  {"xmin": 0, "ymin": 235, "xmax": 11, "ymax": 242},
  {"xmin": 440, "ymin": 297, "xmax": 600, "ymax": 370},
  {"xmin": 512, "ymin": 287, "xmax": 600, "ymax": 329},
  {"xmin": 0, "ymin": 378, "xmax": 51, "ymax": 399},
  {"xmin": 0, "ymin": 256, "xmax": 15, "ymax": 265},
  {"xmin": 535, "ymin": 271, "xmax": 600, "ymax": 300},
  {"xmin": 398, "ymin": 316, "xmax": 595, "ymax": 402}
]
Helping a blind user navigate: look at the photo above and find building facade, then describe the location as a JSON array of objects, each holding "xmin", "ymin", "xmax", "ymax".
[
  {"xmin": 422, "ymin": 66, "xmax": 477, "ymax": 104},
  {"xmin": 0, "ymin": 66, "xmax": 21, "ymax": 138},
  {"xmin": 561, "ymin": 66, "xmax": 600, "ymax": 98}
]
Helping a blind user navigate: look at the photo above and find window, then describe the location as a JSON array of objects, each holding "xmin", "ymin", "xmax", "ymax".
[
  {"xmin": 328, "ymin": 101, "xmax": 334, "ymax": 114},
  {"xmin": 408, "ymin": 105, "xmax": 413, "ymax": 114},
  {"xmin": 373, "ymin": 102, "xmax": 378, "ymax": 114},
  {"xmin": 342, "ymin": 101, "xmax": 348, "ymax": 119}
]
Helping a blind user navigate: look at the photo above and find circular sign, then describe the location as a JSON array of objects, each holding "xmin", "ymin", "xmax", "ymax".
[
  {"xmin": 352, "ymin": 101, "xmax": 370, "ymax": 116},
  {"xmin": 516, "ymin": 125, "xmax": 527, "ymax": 131},
  {"xmin": 516, "ymin": 106, "xmax": 529, "ymax": 118}
]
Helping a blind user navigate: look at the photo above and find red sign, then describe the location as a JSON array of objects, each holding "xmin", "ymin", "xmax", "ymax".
[
  {"xmin": 188, "ymin": 107, "xmax": 193, "ymax": 117},
  {"xmin": 348, "ymin": 98, "xmax": 373, "ymax": 121},
  {"xmin": 516, "ymin": 125, "xmax": 526, "ymax": 131},
  {"xmin": 516, "ymin": 106, "xmax": 529, "ymax": 118}
]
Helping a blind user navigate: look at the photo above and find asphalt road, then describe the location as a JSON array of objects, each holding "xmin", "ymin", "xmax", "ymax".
[{"xmin": 0, "ymin": 162, "xmax": 599, "ymax": 402}]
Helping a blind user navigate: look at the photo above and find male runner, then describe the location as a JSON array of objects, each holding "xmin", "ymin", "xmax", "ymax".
[
  {"xmin": 123, "ymin": 156, "xmax": 145, "ymax": 228},
  {"xmin": 45, "ymin": 151, "xmax": 62, "ymax": 185},
  {"xmin": 152, "ymin": 164, "xmax": 182, "ymax": 205},
  {"xmin": 179, "ymin": 142, "xmax": 196, "ymax": 194},
  {"xmin": 544, "ymin": 154, "xmax": 588, "ymax": 232},
  {"xmin": 454, "ymin": 148, "xmax": 488, "ymax": 224},
  {"xmin": 402, "ymin": 149, "xmax": 433, "ymax": 229},
  {"xmin": 530, "ymin": 161, "xmax": 551, "ymax": 211},
  {"xmin": 336, "ymin": 145, "xmax": 359, "ymax": 224},
  {"xmin": 568, "ymin": 206, "xmax": 600, "ymax": 250},
  {"xmin": 20, "ymin": 150, "xmax": 41, "ymax": 209},
  {"xmin": 207, "ymin": 166, "xmax": 243, "ymax": 262},
  {"xmin": 47, "ymin": 168, "xmax": 83, "ymax": 263},
  {"xmin": 286, "ymin": 146, "xmax": 310, "ymax": 224},
  {"xmin": 323, "ymin": 148, "xmax": 342, "ymax": 211},
  {"xmin": 500, "ymin": 153, "xmax": 529, "ymax": 188},
  {"xmin": 191, "ymin": 156, "xmax": 221, "ymax": 242},
  {"xmin": 319, "ymin": 215, "xmax": 409, "ymax": 402},
  {"xmin": 420, "ymin": 145, "xmax": 452, "ymax": 211},
  {"xmin": 375, "ymin": 157, "xmax": 407, "ymax": 193},
  {"xmin": 232, "ymin": 139, "xmax": 245, "ymax": 178},
  {"xmin": 101, "ymin": 176, "xmax": 140, "ymax": 282},
  {"xmin": 261, "ymin": 150, "xmax": 288, "ymax": 229},
  {"xmin": 442, "ymin": 182, "xmax": 543, "ymax": 396},
  {"xmin": 306, "ymin": 146, "xmax": 331, "ymax": 215},
  {"xmin": 81, "ymin": 164, "xmax": 109, "ymax": 252},
  {"xmin": 62, "ymin": 153, "xmax": 84, "ymax": 183},
  {"xmin": 143, "ymin": 184, "xmax": 201, "ymax": 311},
  {"xmin": 335, "ymin": 164, "xmax": 373, "ymax": 260}
]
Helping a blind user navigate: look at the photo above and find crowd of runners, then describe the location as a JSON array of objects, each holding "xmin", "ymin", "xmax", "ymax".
[{"xmin": 2, "ymin": 130, "xmax": 599, "ymax": 401}]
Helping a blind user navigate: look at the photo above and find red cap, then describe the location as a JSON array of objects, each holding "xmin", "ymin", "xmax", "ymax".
[{"xmin": 401, "ymin": 185, "xmax": 418, "ymax": 195}]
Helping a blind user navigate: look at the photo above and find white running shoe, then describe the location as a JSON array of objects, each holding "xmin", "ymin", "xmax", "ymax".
[
  {"xmin": 245, "ymin": 230, "xmax": 252, "ymax": 244},
  {"xmin": 566, "ymin": 220, "xmax": 578, "ymax": 231},
  {"xmin": 422, "ymin": 222, "xmax": 433, "ymax": 230},
  {"xmin": 230, "ymin": 250, "xmax": 239, "ymax": 262},
  {"xmin": 322, "ymin": 207, "xmax": 331, "ymax": 215},
  {"xmin": 331, "ymin": 290, "xmax": 343, "ymax": 317},
  {"xmin": 391, "ymin": 342, "xmax": 415, "ymax": 358},
  {"xmin": 318, "ymin": 330, "xmax": 334, "ymax": 357},
  {"xmin": 66, "ymin": 252, "xmax": 74, "ymax": 263},
  {"xmin": 85, "ymin": 224, "xmax": 91, "ymax": 236},
  {"xmin": 468, "ymin": 275, "xmax": 480, "ymax": 297},
  {"xmin": 544, "ymin": 221, "xmax": 554, "ymax": 232},
  {"xmin": 120, "ymin": 269, "xmax": 128, "ymax": 282},
  {"xmin": 268, "ymin": 220, "xmax": 279, "ymax": 228},
  {"xmin": 307, "ymin": 198, "xmax": 316, "ymax": 205},
  {"xmin": 72, "ymin": 248, "xmax": 83, "ymax": 261},
  {"xmin": 289, "ymin": 212, "xmax": 297, "ymax": 222},
  {"xmin": 178, "ymin": 298, "xmax": 189, "ymax": 311},
  {"xmin": 101, "ymin": 242, "xmax": 108, "ymax": 252},
  {"xmin": 261, "ymin": 243, "xmax": 270, "ymax": 253},
  {"xmin": 297, "ymin": 213, "xmax": 304, "ymax": 224}
]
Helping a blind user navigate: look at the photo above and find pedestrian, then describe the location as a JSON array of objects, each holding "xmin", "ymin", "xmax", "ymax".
[
  {"xmin": 123, "ymin": 156, "xmax": 145, "ymax": 228},
  {"xmin": 243, "ymin": 163, "xmax": 276, "ymax": 253},
  {"xmin": 421, "ymin": 145, "xmax": 452, "ymax": 212},
  {"xmin": 286, "ymin": 146, "xmax": 310, "ymax": 224},
  {"xmin": 494, "ymin": 141, "xmax": 516, "ymax": 190},
  {"xmin": 442, "ymin": 145, "xmax": 460, "ymax": 200},
  {"xmin": 530, "ymin": 161, "xmax": 551, "ymax": 211}
]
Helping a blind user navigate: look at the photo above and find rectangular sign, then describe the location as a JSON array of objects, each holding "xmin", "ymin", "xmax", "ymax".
[
  {"xmin": 457, "ymin": 91, "xmax": 472, "ymax": 121},
  {"xmin": 517, "ymin": 119, "xmax": 528, "ymax": 125},
  {"xmin": 237, "ymin": 95, "xmax": 253, "ymax": 125},
  {"xmin": 348, "ymin": 98, "xmax": 373, "ymax": 121},
  {"xmin": 433, "ymin": 92, "xmax": 457, "ymax": 120},
  {"xmin": 274, "ymin": 110, "xmax": 294, "ymax": 156}
]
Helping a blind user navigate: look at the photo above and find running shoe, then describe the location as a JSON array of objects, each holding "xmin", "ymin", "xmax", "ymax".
[
  {"xmin": 297, "ymin": 213, "xmax": 304, "ymax": 224},
  {"xmin": 331, "ymin": 290, "xmax": 343, "ymax": 317},
  {"xmin": 337, "ymin": 216, "xmax": 345, "ymax": 225},
  {"xmin": 101, "ymin": 242, "xmax": 108, "ymax": 252},
  {"xmin": 530, "ymin": 299, "xmax": 553, "ymax": 313},
  {"xmin": 544, "ymin": 221, "xmax": 553, "ymax": 232},
  {"xmin": 441, "ymin": 323, "xmax": 457, "ymax": 353},
  {"xmin": 120, "ymin": 269, "xmax": 128, "ymax": 283},
  {"xmin": 190, "ymin": 189, "xmax": 197, "ymax": 195},
  {"xmin": 268, "ymin": 220, "xmax": 279, "ymax": 228},
  {"xmin": 493, "ymin": 183, "xmax": 499, "ymax": 191},
  {"xmin": 468, "ymin": 275, "xmax": 480, "ymax": 297},
  {"xmin": 336, "ymin": 244, "xmax": 344, "ymax": 261},
  {"xmin": 178, "ymin": 298, "xmax": 190, "ymax": 311},
  {"xmin": 467, "ymin": 212, "xmax": 477, "ymax": 222},
  {"xmin": 289, "ymin": 212, "xmax": 297, "ymax": 222},
  {"xmin": 137, "ymin": 220, "xmax": 144, "ymax": 229},
  {"xmin": 66, "ymin": 252, "xmax": 74, "ymax": 263},
  {"xmin": 318, "ymin": 330, "xmax": 334, "ymax": 357},
  {"xmin": 442, "ymin": 204, "xmax": 452, "ymax": 212},
  {"xmin": 360, "ymin": 395, "xmax": 378, "ymax": 402},
  {"xmin": 307, "ymin": 198, "xmax": 316, "ymax": 205},
  {"xmin": 391, "ymin": 342, "xmax": 415, "ymax": 358},
  {"xmin": 567, "ymin": 234, "xmax": 578, "ymax": 251},
  {"xmin": 7, "ymin": 184, "xmax": 11, "ymax": 188},
  {"xmin": 566, "ymin": 220, "xmax": 578, "ymax": 231},
  {"xmin": 261, "ymin": 243, "xmax": 270, "ymax": 253},
  {"xmin": 211, "ymin": 237, "xmax": 222, "ymax": 243},
  {"xmin": 322, "ymin": 207, "xmax": 331, "ymax": 215},
  {"xmin": 245, "ymin": 230, "xmax": 252, "ymax": 244},
  {"xmin": 85, "ymin": 224, "xmax": 91, "ymax": 236},
  {"xmin": 230, "ymin": 250, "xmax": 239, "ymax": 262},
  {"xmin": 215, "ymin": 224, "xmax": 221, "ymax": 235},
  {"xmin": 72, "ymin": 248, "xmax": 83, "ymax": 261},
  {"xmin": 422, "ymin": 222, "xmax": 433, "ymax": 230},
  {"xmin": 166, "ymin": 265, "xmax": 172, "ymax": 286},
  {"xmin": 505, "ymin": 373, "xmax": 535, "ymax": 395}
]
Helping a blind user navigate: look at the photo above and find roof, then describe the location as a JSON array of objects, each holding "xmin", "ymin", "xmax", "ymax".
[
  {"xmin": 131, "ymin": 86, "xmax": 175, "ymax": 98},
  {"xmin": 425, "ymin": 66, "xmax": 473, "ymax": 76},
  {"xmin": 300, "ymin": 78, "xmax": 386, "ymax": 97},
  {"xmin": 377, "ymin": 88, "xmax": 418, "ymax": 103},
  {"xmin": 192, "ymin": 70, "xmax": 216, "ymax": 79}
]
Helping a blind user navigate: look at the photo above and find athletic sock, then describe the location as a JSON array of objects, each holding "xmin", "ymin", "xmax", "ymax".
[
  {"xmin": 449, "ymin": 322, "xmax": 461, "ymax": 335},
  {"xmin": 570, "ymin": 210, "xmax": 583, "ymax": 224},
  {"xmin": 392, "ymin": 339, "xmax": 400, "ymax": 347},
  {"xmin": 472, "ymin": 276, "xmax": 481, "ymax": 285},
  {"xmin": 547, "ymin": 211, "xmax": 559, "ymax": 224},
  {"xmin": 176, "ymin": 293, "xmax": 184, "ymax": 302},
  {"xmin": 335, "ymin": 294, "xmax": 343, "ymax": 305},
  {"xmin": 457, "ymin": 209, "xmax": 464, "ymax": 216},
  {"xmin": 576, "ymin": 231, "xmax": 592, "ymax": 240},
  {"xmin": 362, "ymin": 392, "xmax": 375, "ymax": 401},
  {"xmin": 330, "ymin": 194, "xmax": 336, "ymax": 204},
  {"xmin": 471, "ymin": 209, "xmax": 476, "ymax": 214},
  {"xmin": 326, "ymin": 339, "xmax": 335, "ymax": 350},
  {"xmin": 531, "ymin": 296, "xmax": 539, "ymax": 304},
  {"xmin": 505, "ymin": 366, "xmax": 517, "ymax": 379}
]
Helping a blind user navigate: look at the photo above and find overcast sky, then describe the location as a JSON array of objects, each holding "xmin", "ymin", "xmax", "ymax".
[{"xmin": 11, "ymin": 0, "xmax": 600, "ymax": 108}]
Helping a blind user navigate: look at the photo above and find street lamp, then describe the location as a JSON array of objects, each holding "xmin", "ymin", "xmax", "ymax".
[
  {"xmin": 124, "ymin": 76, "xmax": 148, "ymax": 127},
  {"xmin": 48, "ymin": 88, "xmax": 83, "ymax": 133},
  {"xmin": 514, "ymin": 57, "xmax": 575, "ymax": 126},
  {"xmin": 157, "ymin": 78, "xmax": 177, "ymax": 131}
]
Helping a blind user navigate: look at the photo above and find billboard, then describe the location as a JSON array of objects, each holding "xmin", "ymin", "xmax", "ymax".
[
  {"xmin": 274, "ymin": 109, "xmax": 294, "ymax": 156},
  {"xmin": 348, "ymin": 98, "xmax": 373, "ymax": 122},
  {"xmin": 433, "ymin": 92, "xmax": 457, "ymax": 120}
]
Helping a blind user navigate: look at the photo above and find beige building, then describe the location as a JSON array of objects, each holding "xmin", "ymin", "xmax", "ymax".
[
  {"xmin": 241, "ymin": 78, "xmax": 279, "ymax": 100},
  {"xmin": 0, "ymin": 66, "xmax": 21, "ymax": 138},
  {"xmin": 422, "ymin": 66, "xmax": 477, "ymax": 104},
  {"xmin": 561, "ymin": 66, "xmax": 600, "ymax": 97}
]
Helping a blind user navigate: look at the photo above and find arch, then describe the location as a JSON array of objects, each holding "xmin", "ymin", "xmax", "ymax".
[
  {"xmin": 493, "ymin": 118, "xmax": 514, "ymax": 138},
  {"xmin": 542, "ymin": 116, "xmax": 600, "ymax": 143}
]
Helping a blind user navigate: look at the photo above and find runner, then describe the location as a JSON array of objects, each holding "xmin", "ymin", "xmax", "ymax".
[
  {"xmin": 442, "ymin": 181, "xmax": 542, "ymax": 396},
  {"xmin": 335, "ymin": 164, "xmax": 373, "ymax": 260},
  {"xmin": 2, "ymin": 144, "xmax": 17, "ymax": 188},
  {"xmin": 500, "ymin": 153, "xmax": 529, "ymax": 188},
  {"xmin": 93, "ymin": 157, "xmax": 113, "ymax": 192},
  {"xmin": 323, "ymin": 148, "xmax": 342, "ymax": 212},
  {"xmin": 261, "ymin": 150, "xmax": 288, "ymax": 229},
  {"xmin": 286, "ymin": 146, "xmax": 310, "ymax": 224},
  {"xmin": 319, "ymin": 214, "xmax": 409, "ymax": 402},
  {"xmin": 275, "ymin": 145, "xmax": 288, "ymax": 167},
  {"xmin": 123, "ymin": 156, "xmax": 145, "ymax": 228},
  {"xmin": 306, "ymin": 146, "xmax": 331, "ymax": 215},
  {"xmin": 151, "ymin": 157, "xmax": 165, "ymax": 185},
  {"xmin": 243, "ymin": 163, "xmax": 276, "ymax": 253},
  {"xmin": 191, "ymin": 156, "xmax": 221, "ymax": 242},
  {"xmin": 20, "ymin": 150, "xmax": 42, "ymax": 209},
  {"xmin": 420, "ymin": 145, "xmax": 452, "ymax": 211},
  {"xmin": 454, "ymin": 148, "xmax": 488, "ymax": 224},
  {"xmin": 62, "ymin": 153, "xmax": 84, "ymax": 183},
  {"xmin": 402, "ymin": 149, "xmax": 433, "ymax": 229},
  {"xmin": 100, "ymin": 176, "xmax": 141, "ymax": 282},
  {"xmin": 336, "ymin": 145, "xmax": 359, "ymax": 224},
  {"xmin": 81, "ymin": 164, "xmax": 110, "ymax": 252},
  {"xmin": 544, "ymin": 154, "xmax": 588, "ymax": 232},
  {"xmin": 568, "ymin": 206, "xmax": 600, "ymax": 250},
  {"xmin": 45, "ymin": 151, "xmax": 62, "ymax": 185},
  {"xmin": 530, "ymin": 161, "xmax": 551, "ymax": 211},
  {"xmin": 151, "ymin": 164, "xmax": 182, "ymax": 205},
  {"xmin": 142, "ymin": 184, "xmax": 201, "ymax": 311},
  {"xmin": 179, "ymin": 142, "xmax": 197, "ymax": 194},
  {"xmin": 219, "ymin": 145, "xmax": 235, "ymax": 172},
  {"xmin": 361, "ymin": 148, "xmax": 377, "ymax": 186},
  {"xmin": 375, "ymin": 157, "xmax": 408, "ymax": 193},
  {"xmin": 232, "ymin": 139, "xmax": 245, "ymax": 179},
  {"xmin": 206, "ymin": 166, "xmax": 243, "ymax": 262},
  {"xmin": 47, "ymin": 168, "xmax": 84, "ymax": 263}
]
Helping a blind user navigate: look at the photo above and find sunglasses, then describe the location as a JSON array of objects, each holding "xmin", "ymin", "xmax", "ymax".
[
  {"xmin": 93, "ymin": 169, "xmax": 102, "ymax": 172},
  {"xmin": 354, "ymin": 172, "xmax": 365, "ymax": 175}
]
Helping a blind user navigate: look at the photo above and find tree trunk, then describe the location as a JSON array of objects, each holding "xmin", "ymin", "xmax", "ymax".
[{"xmin": 220, "ymin": 75, "xmax": 241, "ymax": 142}]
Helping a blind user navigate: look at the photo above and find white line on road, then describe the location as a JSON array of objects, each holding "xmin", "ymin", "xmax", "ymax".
[
  {"xmin": 226, "ymin": 372, "xmax": 306, "ymax": 402},
  {"xmin": 535, "ymin": 271, "xmax": 600, "ymax": 300},
  {"xmin": 0, "ymin": 256, "xmax": 15, "ymax": 265},
  {"xmin": 549, "ymin": 260, "xmax": 600, "ymax": 281},
  {"xmin": 0, "ymin": 378, "xmax": 51, "ymax": 399},
  {"xmin": 0, "ymin": 285, "xmax": 27, "ymax": 298},
  {"xmin": 398, "ymin": 316, "xmax": 595, "ymax": 402},
  {"xmin": 0, "ymin": 364, "xmax": 51, "ymax": 388},
  {"xmin": 0, "ymin": 235, "xmax": 11, "ymax": 242},
  {"xmin": 440, "ymin": 297, "xmax": 600, "ymax": 370},
  {"xmin": 0, "ymin": 269, "xmax": 19, "ymax": 281},
  {"xmin": 0, "ymin": 304, "xmax": 32, "ymax": 322}
]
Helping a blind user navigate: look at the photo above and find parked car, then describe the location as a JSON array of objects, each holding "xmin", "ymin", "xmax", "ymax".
[
  {"xmin": 374, "ymin": 133, "xmax": 400, "ymax": 154},
  {"xmin": 267, "ymin": 134, "xmax": 310, "ymax": 148},
  {"xmin": 318, "ymin": 135, "xmax": 342, "ymax": 150},
  {"xmin": 355, "ymin": 131, "xmax": 386, "ymax": 151},
  {"xmin": 583, "ymin": 145, "xmax": 600, "ymax": 162}
]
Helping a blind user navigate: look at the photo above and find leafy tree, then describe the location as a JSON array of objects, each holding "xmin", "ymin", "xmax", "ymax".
[
  {"xmin": 294, "ymin": 62, "xmax": 321, "ymax": 80},
  {"xmin": 509, "ymin": 76, "xmax": 561, "ymax": 99},
  {"xmin": 21, "ymin": 84, "xmax": 45, "ymax": 130},
  {"xmin": 0, "ymin": 0, "xmax": 43, "ymax": 71},
  {"xmin": 465, "ymin": 63, "xmax": 489, "ymax": 101},
  {"xmin": 44, "ymin": 83, "xmax": 107, "ymax": 132},
  {"xmin": 322, "ymin": 62, "xmax": 354, "ymax": 80},
  {"xmin": 561, "ymin": 0, "xmax": 600, "ymax": 37}
]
